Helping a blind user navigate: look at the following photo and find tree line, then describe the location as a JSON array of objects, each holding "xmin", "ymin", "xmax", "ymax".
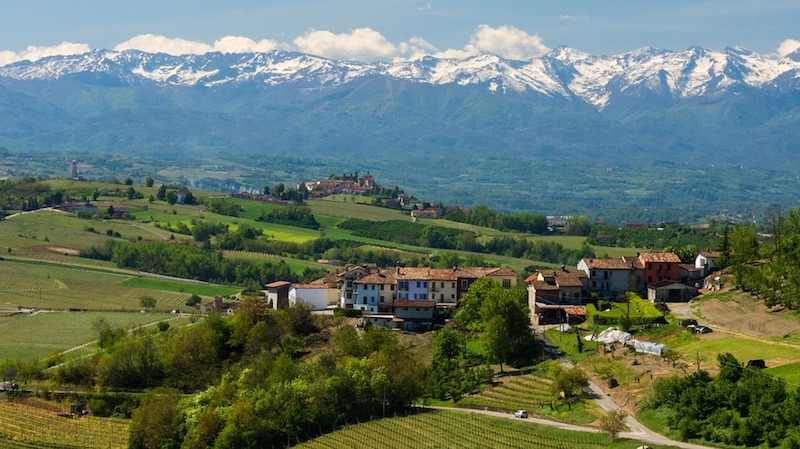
[{"xmin": 337, "ymin": 219, "xmax": 595, "ymax": 265}]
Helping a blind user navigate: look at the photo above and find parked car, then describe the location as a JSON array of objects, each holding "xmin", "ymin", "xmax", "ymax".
[
  {"xmin": 514, "ymin": 410, "xmax": 528, "ymax": 418},
  {"xmin": 695, "ymin": 326, "xmax": 712, "ymax": 334},
  {"xmin": 679, "ymin": 319, "xmax": 698, "ymax": 327}
]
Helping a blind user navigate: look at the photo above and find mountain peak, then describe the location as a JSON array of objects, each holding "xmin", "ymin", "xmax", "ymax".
[{"xmin": 1, "ymin": 45, "xmax": 799, "ymax": 108}]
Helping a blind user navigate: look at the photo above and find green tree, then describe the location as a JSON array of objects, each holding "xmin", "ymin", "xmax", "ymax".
[
  {"xmin": 166, "ymin": 191, "xmax": 177, "ymax": 205},
  {"xmin": 565, "ymin": 215, "xmax": 591, "ymax": 236},
  {"xmin": 484, "ymin": 315, "xmax": 512, "ymax": 372},
  {"xmin": 599, "ymin": 409, "xmax": 628, "ymax": 439},
  {"xmin": 128, "ymin": 387, "xmax": 181, "ymax": 449},
  {"xmin": 156, "ymin": 184, "xmax": 167, "ymax": 201},
  {"xmin": 140, "ymin": 295, "xmax": 157, "ymax": 311},
  {"xmin": 124, "ymin": 177, "xmax": 133, "ymax": 186},
  {"xmin": 145, "ymin": 176, "xmax": 154, "ymax": 187},
  {"xmin": 551, "ymin": 365, "xmax": 589, "ymax": 410}
]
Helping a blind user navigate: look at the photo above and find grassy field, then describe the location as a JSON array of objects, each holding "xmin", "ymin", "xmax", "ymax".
[
  {"xmin": 765, "ymin": 362, "xmax": 800, "ymax": 388},
  {"xmin": 0, "ymin": 399, "xmax": 128, "ymax": 449},
  {"xmin": 308, "ymin": 198, "xmax": 409, "ymax": 221},
  {"xmin": 0, "ymin": 311, "xmax": 190, "ymax": 361},
  {"xmin": 674, "ymin": 335, "xmax": 800, "ymax": 371},
  {"xmin": 0, "ymin": 259, "xmax": 198, "ymax": 311},
  {"xmin": 295, "ymin": 408, "xmax": 665, "ymax": 449}
]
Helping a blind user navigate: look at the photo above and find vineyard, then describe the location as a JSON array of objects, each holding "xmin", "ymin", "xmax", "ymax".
[
  {"xmin": 0, "ymin": 311, "xmax": 191, "ymax": 361},
  {"xmin": 0, "ymin": 259, "xmax": 193, "ymax": 311},
  {"xmin": 294, "ymin": 408, "xmax": 646, "ymax": 449},
  {"xmin": 0, "ymin": 400, "xmax": 129, "ymax": 448},
  {"xmin": 458, "ymin": 373, "xmax": 598, "ymax": 424}
]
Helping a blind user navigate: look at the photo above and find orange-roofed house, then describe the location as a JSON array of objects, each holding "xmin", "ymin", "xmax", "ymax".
[{"xmin": 577, "ymin": 256, "xmax": 645, "ymax": 299}]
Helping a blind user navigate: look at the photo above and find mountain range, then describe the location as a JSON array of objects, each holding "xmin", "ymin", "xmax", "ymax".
[{"xmin": 1, "ymin": 46, "xmax": 799, "ymax": 218}]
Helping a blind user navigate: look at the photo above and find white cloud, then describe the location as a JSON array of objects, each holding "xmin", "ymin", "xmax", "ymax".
[
  {"xmin": 559, "ymin": 14, "xmax": 588, "ymax": 21},
  {"xmin": 397, "ymin": 36, "xmax": 439, "ymax": 61},
  {"xmin": 466, "ymin": 25, "xmax": 549, "ymax": 60},
  {"xmin": 0, "ymin": 26, "xmax": 550, "ymax": 66},
  {"xmin": 114, "ymin": 34, "xmax": 212, "ymax": 55},
  {"xmin": 113, "ymin": 34, "xmax": 284, "ymax": 55},
  {"xmin": 0, "ymin": 41, "xmax": 91, "ymax": 66},
  {"xmin": 777, "ymin": 39, "xmax": 800, "ymax": 57},
  {"xmin": 417, "ymin": 3, "xmax": 432, "ymax": 12},
  {"xmin": 294, "ymin": 28, "xmax": 398, "ymax": 61}
]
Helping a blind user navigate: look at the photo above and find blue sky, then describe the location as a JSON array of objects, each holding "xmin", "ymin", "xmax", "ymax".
[{"xmin": 1, "ymin": 0, "xmax": 798, "ymax": 65}]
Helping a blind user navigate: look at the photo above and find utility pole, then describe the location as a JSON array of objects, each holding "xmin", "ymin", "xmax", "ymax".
[{"xmin": 696, "ymin": 350, "xmax": 700, "ymax": 372}]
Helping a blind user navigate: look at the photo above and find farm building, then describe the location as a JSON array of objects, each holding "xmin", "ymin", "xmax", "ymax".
[
  {"xmin": 289, "ymin": 284, "xmax": 331, "ymax": 310},
  {"xmin": 647, "ymin": 281, "xmax": 698, "ymax": 302}
]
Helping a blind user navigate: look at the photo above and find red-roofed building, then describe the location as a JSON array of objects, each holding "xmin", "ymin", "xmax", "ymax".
[{"xmin": 638, "ymin": 252, "xmax": 681, "ymax": 286}]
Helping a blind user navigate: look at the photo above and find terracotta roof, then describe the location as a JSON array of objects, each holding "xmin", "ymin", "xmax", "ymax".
[
  {"xmin": 292, "ymin": 284, "xmax": 329, "ymax": 289},
  {"xmin": 541, "ymin": 269, "xmax": 586, "ymax": 287},
  {"xmin": 487, "ymin": 267, "xmax": 517, "ymax": 277},
  {"xmin": 394, "ymin": 300, "xmax": 436, "ymax": 308},
  {"xmin": 699, "ymin": 251, "xmax": 722, "ymax": 258},
  {"xmin": 529, "ymin": 280, "xmax": 559, "ymax": 291},
  {"xmin": 638, "ymin": 252, "xmax": 681, "ymax": 263},
  {"xmin": 265, "ymin": 281, "xmax": 292, "ymax": 288},
  {"xmin": 354, "ymin": 271, "xmax": 396, "ymax": 284},
  {"xmin": 582, "ymin": 257, "xmax": 642, "ymax": 270},
  {"xmin": 395, "ymin": 267, "xmax": 457, "ymax": 281}
]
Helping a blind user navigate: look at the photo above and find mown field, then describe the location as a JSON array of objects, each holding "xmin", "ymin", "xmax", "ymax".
[
  {"xmin": 0, "ymin": 399, "xmax": 128, "ymax": 449},
  {"xmin": 0, "ymin": 258, "xmax": 202, "ymax": 311},
  {"xmin": 295, "ymin": 408, "xmax": 664, "ymax": 449},
  {"xmin": 0, "ymin": 311, "xmax": 191, "ymax": 361}
]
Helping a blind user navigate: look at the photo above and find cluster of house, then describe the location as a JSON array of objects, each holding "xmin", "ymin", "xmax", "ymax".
[
  {"xmin": 203, "ymin": 250, "xmax": 722, "ymax": 331},
  {"xmin": 528, "ymin": 251, "xmax": 721, "ymax": 324},
  {"xmin": 257, "ymin": 265, "xmax": 516, "ymax": 331},
  {"xmin": 301, "ymin": 171, "xmax": 380, "ymax": 198}
]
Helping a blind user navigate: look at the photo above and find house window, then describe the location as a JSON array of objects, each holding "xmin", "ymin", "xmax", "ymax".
[
  {"xmin": 416, "ymin": 308, "xmax": 421, "ymax": 311},
  {"xmin": 592, "ymin": 281, "xmax": 596, "ymax": 287},
  {"xmin": 451, "ymin": 282, "xmax": 455, "ymax": 288},
  {"xmin": 461, "ymin": 280, "xmax": 469, "ymax": 289},
  {"xmin": 441, "ymin": 294, "xmax": 444, "ymax": 300},
  {"xmin": 591, "ymin": 270, "xmax": 596, "ymax": 278},
  {"xmin": 440, "ymin": 282, "xmax": 444, "ymax": 288},
  {"xmin": 371, "ymin": 284, "xmax": 375, "ymax": 290},
  {"xmin": 503, "ymin": 279, "xmax": 511, "ymax": 288},
  {"xmin": 399, "ymin": 281, "xmax": 408, "ymax": 290},
  {"xmin": 603, "ymin": 271, "xmax": 609, "ymax": 280},
  {"xmin": 380, "ymin": 297, "xmax": 385, "ymax": 303},
  {"xmin": 416, "ymin": 281, "xmax": 421, "ymax": 288},
  {"xmin": 391, "ymin": 285, "xmax": 395, "ymax": 291}
]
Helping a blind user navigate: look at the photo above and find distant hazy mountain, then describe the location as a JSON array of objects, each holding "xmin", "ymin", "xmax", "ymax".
[{"xmin": 0, "ymin": 46, "xmax": 799, "ymax": 218}]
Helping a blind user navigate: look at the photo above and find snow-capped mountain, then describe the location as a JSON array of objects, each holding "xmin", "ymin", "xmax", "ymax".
[{"xmin": 2, "ymin": 46, "xmax": 799, "ymax": 109}]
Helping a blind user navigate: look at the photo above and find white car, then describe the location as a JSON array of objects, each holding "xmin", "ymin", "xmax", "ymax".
[{"xmin": 514, "ymin": 410, "xmax": 528, "ymax": 418}]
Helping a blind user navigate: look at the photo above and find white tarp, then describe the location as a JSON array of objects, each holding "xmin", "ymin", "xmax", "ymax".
[
  {"xmin": 585, "ymin": 327, "xmax": 633, "ymax": 344},
  {"xmin": 633, "ymin": 340, "xmax": 667, "ymax": 356}
]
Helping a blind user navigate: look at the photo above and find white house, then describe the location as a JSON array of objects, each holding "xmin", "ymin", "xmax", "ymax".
[
  {"xmin": 695, "ymin": 251, "xmax": 722, "ymax": 276},
  {"xmin": 289, "ymin": 284, "xmax": 331, "ymax": 311}
]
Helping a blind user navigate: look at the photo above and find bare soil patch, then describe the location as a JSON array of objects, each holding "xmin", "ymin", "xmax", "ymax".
[
  {"xmin": 694, "ymin": 291, "xmax": 800, "ymax": 338},
  {"xmin": 47, "ymin": 246, "xmax": 80, "ymax": 255}
]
